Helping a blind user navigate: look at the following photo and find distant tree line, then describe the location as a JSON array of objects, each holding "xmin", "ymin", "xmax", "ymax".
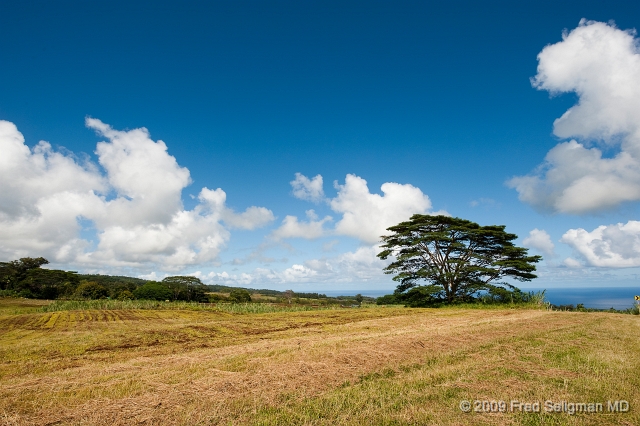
[
  {"xmin": 0, "ymin": 257, "xmax": 208, "ymax": 302},
  {"xmin": 0, "ymin": 257, "xmax": 375, "ymax": 305},
  {"xmin": 206, "ymin": 284, "xmax": 328, "ymax": 300}
]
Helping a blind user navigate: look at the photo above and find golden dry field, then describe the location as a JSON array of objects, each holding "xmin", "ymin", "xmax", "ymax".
[{"xmin": 0, "ymin": 298, "xmax": 638, "ymax": 425}]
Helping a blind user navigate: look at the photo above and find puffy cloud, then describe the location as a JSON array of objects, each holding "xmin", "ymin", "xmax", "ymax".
[
  {"xmin": 82, "ymin": 187, "xmax": 231, "ymax": 270},
  {"xmin": 0, "ymin": 120, "xmax": 106, "ymax": 259},
  {"xmin": 290, "ymin": 173, "xmax": 325, "ymax": 203},
  {"xmin": 88, "ymin": 118, "xmax": 191, "ymax": 226},
  {"xmin": 331, "ymin": 174, "xmax": 433, "ymax": 244},
  {"xmin": 509, "ymin": 141, "xmax": 640, "ymax": 213},
  {"xmin": 0, "ymin": 120, "xmax": 105, "ymax": 220},
  {"xmin": 197, "ymin": 187, "xmax": 274, "ymax": 230},
  {"xmin": 532, "ymin": 20, "xmax": 640, "ymax": 144},
  {"xmin": 509, "ymin": 20, "xmax": 640, "ymax": 213},
  {"xmin": 282, "ymin": 173, "xmax": 435, "ymax": 244},
  {"xmin": 561, "ymin": 220, "xmax": 640, "ymax": 267},
  {"xmin": 522, "ymin": 228, "xmax": 555, "ymax": 256},
  {"xmin": 270, "ymin": 210, "xmax": 332, "ymax": 241},
  {"xmin": 0, "ymin": 119, "xmax": 273, "ymax": 272}
]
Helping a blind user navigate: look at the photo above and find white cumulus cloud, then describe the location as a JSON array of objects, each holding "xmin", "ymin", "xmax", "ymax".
[
  {"xmin": 282, "ymin": 173, "xmax": 436, "ymax": 244},
  {"xmin": 270, "ymin": 210, "xmax": 333, "ymax": 241},
  {"xmin": 522, "ymin": 228, "xmax": 555, "ymax": 256},
  {"xmin": 509, "ymin": 20, "xmax": 640, "ymax": 214},
  {"xmin": 330, "ymin": 174, "xmax": 434, "ymax": 244},
  {"xmin": 290, "ymin": 172, "xmax": 325, "ymax": 203},
  {"xmin": 0, "ymin": 119, "xmax": 274, "ymax": 272},
  {"xmin": 561, "ymin": 220, "xmax": 640, "ymax": 267}
]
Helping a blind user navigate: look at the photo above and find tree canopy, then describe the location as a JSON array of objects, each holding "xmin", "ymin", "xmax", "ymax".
[
  {"xmin": 0, "ymin": 257, "xmax": 49, "ymax": 290},
  {"xmin": 229, "ymin": 288, "xmax": 252, "ymax": 303},
  {"xmin": 162, "ymin": 276, "xmax": 208, "ymax": 302},
  {"xmin": 133, "ymin": 282, "xmax": 173, "ymax": 301},
  {"xmin": 0, "ymin": 257, "xmax": 81, "ymax": 299},
  {"xmin": 378, "ymin": 215, "xmax": 541, "ymax": 306}
]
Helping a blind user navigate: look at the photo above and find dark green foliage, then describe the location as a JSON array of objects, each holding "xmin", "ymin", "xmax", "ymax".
[
  {"xmin": 376, "ymin": 294, "xmax": 401, "ymax": 305},
  {"xmin": 16, "ymin": 267, "xmax": 79, "ymax": 299},
  {"xmin": 354, "ymin": 294, "xmax": 364, "ymax": 305},
  {"xmin": 0, "ymin": 261, "xmax": 153, "ymax": 300},
  {"xmin": 74, "ymin": 281, "xmax": 109, "ymax": 300},
  {"xmin": 76, "ymin": 274, "xmax": 144, "ymax": 298},
  {"xmin": 378, "ymin": 215, "xmax": 542, "ymax": 306},
  {"xmin": 229, "ymin": 288, "xmax": 252, "ymax": 303},
  {"xmin": 394, "ymin": 285, "xmax": 446, "ymax": 307},
  {"xmin": 477, "ymin": 286, "xmax": 536, "ymax": 304},
  {"xmin": 116, "ymin": 290, "xmax": 135, "ymax": 300},
  {"xmin": 133, "ymin": 282, "xmax": 173, "ymax": 301},
  {"xmin": 162, "ymin": 276, "xmax": 208, "ymax": 302},
  {"xmin": 0, "ymin": 257, "xmax": 50, "ymax": 290},
  {"xmin": 76, "ymin": 274, "xmax": 147, "ymax": 287}
]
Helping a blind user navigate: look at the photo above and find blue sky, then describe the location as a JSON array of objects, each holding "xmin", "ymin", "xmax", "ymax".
[{"xmin": 2, "ymin": 1, "xmax": 640, "ymax": 292}]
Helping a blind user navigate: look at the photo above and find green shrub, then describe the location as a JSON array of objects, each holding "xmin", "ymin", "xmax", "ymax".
[
  {"xmin": 116, "ymin": 290, "xmax": 135, "ymax": 300},
  {"xmin": 208, "ymin": 293, "xmax": 229, "ymax": 302},
  {"xmin": 74, "ymin": 281, "xmax": 109, "ymax": 300},
  {"xmin": 0, "ymin": 289, "xmax": 19, "ymax": 298},
  {"xmin": 229, "ymin": 288, "xmax": 252, "ymax": 303},
  {"xmin": 133, "ymin": 281, "xmax": 172, "ymax": 301},
  {"xmin": 376, "ymin": 294, "xmax": 400, "ymax": 305}
]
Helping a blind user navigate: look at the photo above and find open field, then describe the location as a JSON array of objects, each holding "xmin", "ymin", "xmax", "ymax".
[{"xmin": 0, "ymin": 298, "xmax": 638, "ymax": 425}]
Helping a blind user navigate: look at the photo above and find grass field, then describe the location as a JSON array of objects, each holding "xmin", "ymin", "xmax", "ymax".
[{"xmin": 0, "ymin": 298, "xmax": 638, "ymax": 425}]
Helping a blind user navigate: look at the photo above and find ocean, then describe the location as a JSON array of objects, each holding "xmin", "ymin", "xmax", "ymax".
[
  {"xmin": 320, "ymin": 287, "xmax": 640, "ymax": 310},
  {"xmin": 525, "ymin": 287, "xmax": 639, "ymax": 310}
]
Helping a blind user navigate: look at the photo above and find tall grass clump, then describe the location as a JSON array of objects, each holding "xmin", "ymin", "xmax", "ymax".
[{"xmin": 526, "ymin": 289, "xmax": 547, "ymax": 305}]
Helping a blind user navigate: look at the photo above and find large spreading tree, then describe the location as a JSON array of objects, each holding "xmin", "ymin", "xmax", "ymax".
[{"xmin": 378, "ymin": 215, "xmax": 541, "ymax": 306}]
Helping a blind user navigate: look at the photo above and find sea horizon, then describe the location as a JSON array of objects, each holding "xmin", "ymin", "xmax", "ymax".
[{"xmin": 316, "ymin": 287, "xmax": 639, "ymax": 310}]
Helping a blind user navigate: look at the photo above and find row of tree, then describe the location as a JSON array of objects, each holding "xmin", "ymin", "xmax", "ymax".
[
  {"xmin": 0, "ymin": 259, "xmax": 302, "ymax": 304},
  {"xmin": 0, "ymin": 258, "xmax": 365, "ymax": 305},
  {"xmin": 0, "ymin": 258, "xmax": 211, "ymax": 302}
]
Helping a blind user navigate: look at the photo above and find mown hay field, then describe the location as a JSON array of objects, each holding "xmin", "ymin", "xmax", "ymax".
[{"xmin": 0, "ymin": 298, "xmax": 638, "ymax": 425}]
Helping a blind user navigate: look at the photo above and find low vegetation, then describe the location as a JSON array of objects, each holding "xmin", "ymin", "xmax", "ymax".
[
  {"xmin": 0, "ymin": 297, "xmax": 638, "ymax": 425},
  {"xmin": 39, "ymin": 299, "xmax": 342, "ymax": 314}
]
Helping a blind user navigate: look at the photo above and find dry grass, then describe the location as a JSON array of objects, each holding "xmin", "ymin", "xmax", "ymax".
[{"xmin": 0, "ymin": 298, "xmax": 638, "ymax": 425}]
